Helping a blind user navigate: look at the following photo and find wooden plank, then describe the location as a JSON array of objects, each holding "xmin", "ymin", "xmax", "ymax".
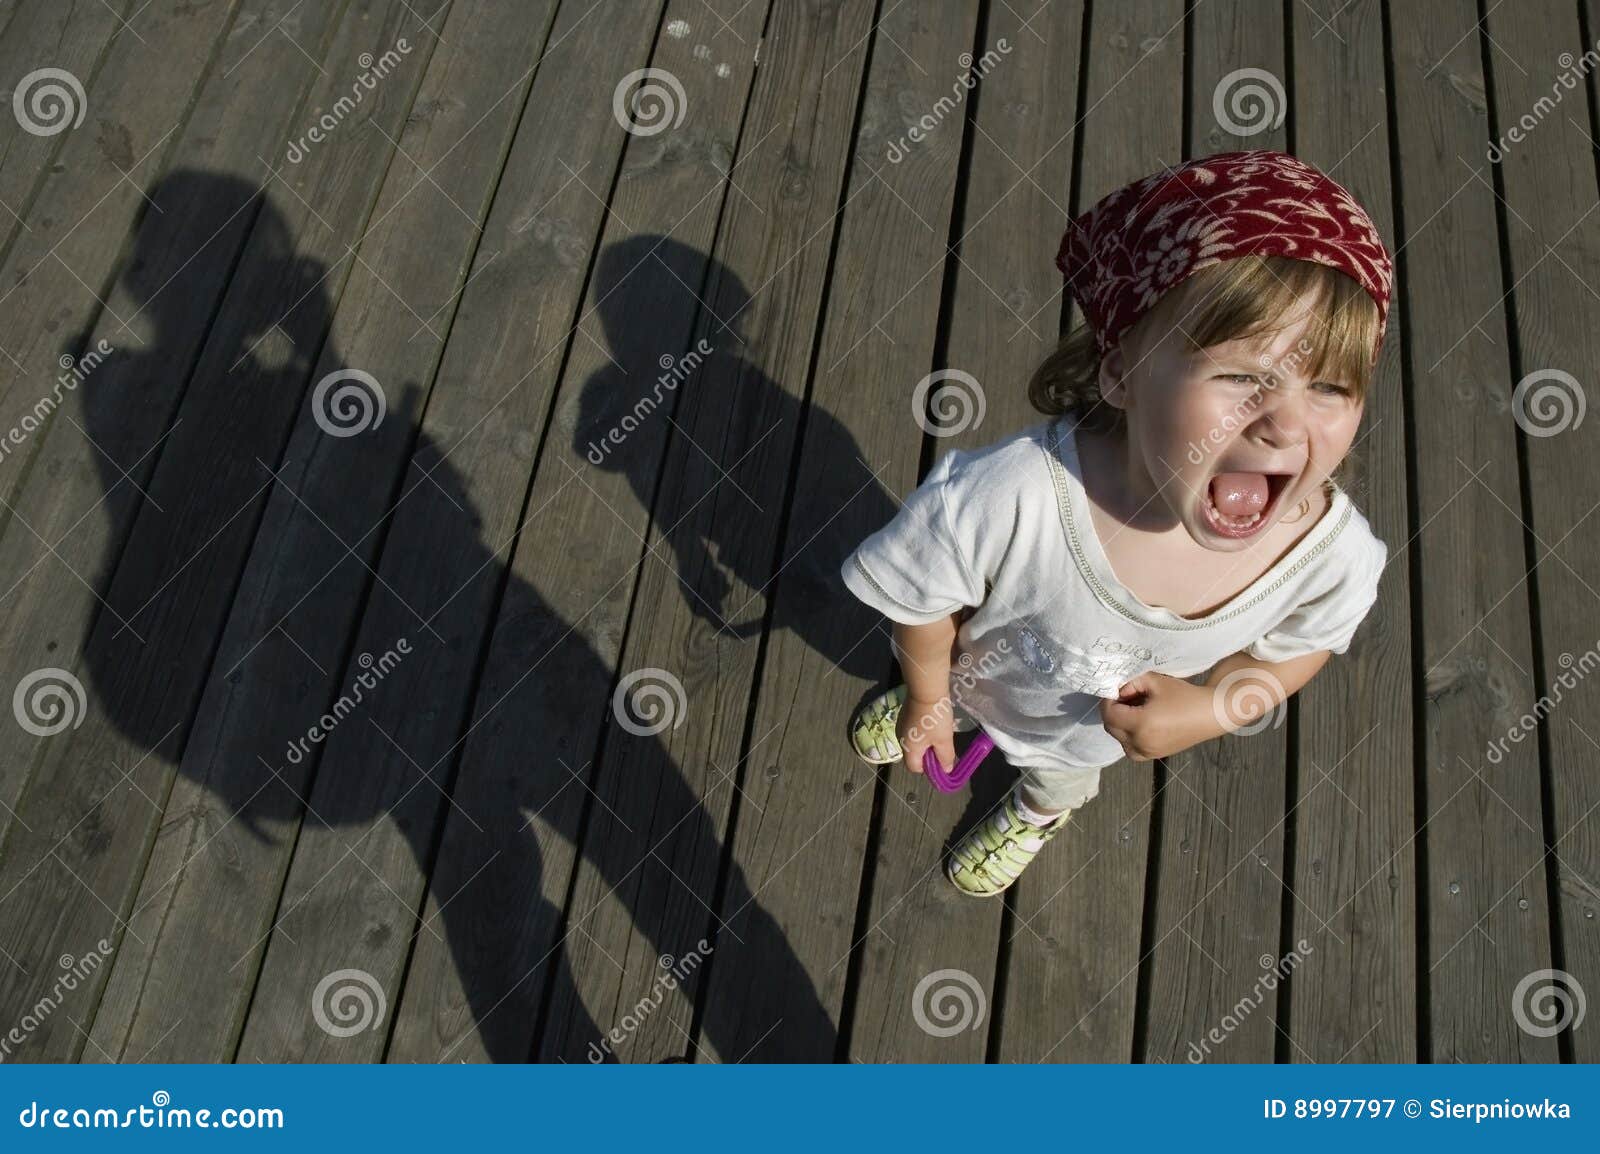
[
  {"xmin": 0, "ymin": 0, "xmax": 127, "ymax": 264},
  {"xmin": 994, "ymin": 0, "xmax": 1181, "ymax": 1064},
  {"xmin": 1284, "ymin": 0, "xmax": 1415, "ymax": 1063},
  {"xmin": 0, "ymin": 0, "xmax": 266, "ymax": 839},
  {"xmin": 0, "ymin": 0, "xmax": 240, "ymax": 441},
  {"xmin": 0, "ymin": 0, "xmax": 440, "ymax": 1061},
  {"xmin": 0, "ymin": 0, "xmax": 339, "ymax": 915},
  {"xmin": 1138, "ymin": 0, "xmax": 1292, "ymax": 1065},
  {"xmin": 844, "ymin": 0, "xmax": 1086, "ymax": 1063},
  {"xmin": 230, "ymin": 0, "xmax": 676, "ymax": 1063},
  {"xmin": 675, "ymin": 0, "xmax": 988, "ymax": 1063},
  {"xmin": 84, "ymin": 0, "xmax": 553, "ymax": 1063},
  {"xmin": 385, "ymin": 0, "xmax": 770, "ymax": 1064},
  {"xmin": 530, "ymin": 0, "xmax": 884, "ymax": 1064},
  {"xmin": 1481, "ymin": 0, "xmax": 1600, "ymax": 1062},
  {"xmin": 1387, "ymin": 0, "xmax": 1557, "ymax": 1063}
]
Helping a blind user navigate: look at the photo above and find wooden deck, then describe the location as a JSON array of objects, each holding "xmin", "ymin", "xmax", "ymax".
[{"xmin": 0, "ymin": 0, "xmax": 1595, "ymax": 1064}]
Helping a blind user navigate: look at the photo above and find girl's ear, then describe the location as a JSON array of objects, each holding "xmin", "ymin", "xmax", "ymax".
[{"xmin": 1098, "ymin": 344, "xmax": 1130, "ymax": 410}]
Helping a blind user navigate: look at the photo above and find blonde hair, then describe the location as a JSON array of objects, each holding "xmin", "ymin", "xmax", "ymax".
[{"xmin": 1028, "ymin": 253, "xmax": 1381, "ymax": 497}]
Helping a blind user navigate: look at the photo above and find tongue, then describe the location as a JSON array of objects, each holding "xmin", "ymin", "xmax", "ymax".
[{"xmin": 1210, "ymin": 472, "xmax": 1269, "ymax": 516}]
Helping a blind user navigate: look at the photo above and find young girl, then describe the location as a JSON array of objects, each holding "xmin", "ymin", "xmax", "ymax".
[{"xmin": 841, "ymin": 150, "xmax": 1393, "ymax": 897}]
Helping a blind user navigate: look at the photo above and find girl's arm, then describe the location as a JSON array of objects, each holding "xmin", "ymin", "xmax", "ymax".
[
  {"xmin": 1099, "ymin": 647, "xmax": 1333, "ymax": 763},
  {"xmin": 1203, "ymin": 648, "xmax": 1331, "ymax": 724},
  {"xmin": 893, "ymin": 616, "xmax": 958, "ymax": 703},
  {"xmin": 889, "ymin": 613, "xmax": 962, "ymax": 774}
]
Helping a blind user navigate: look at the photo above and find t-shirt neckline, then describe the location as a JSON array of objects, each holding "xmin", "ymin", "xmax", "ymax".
[{"xmin": 1043, "ymin": 416, "xmax": 1352, "ymax": 631}]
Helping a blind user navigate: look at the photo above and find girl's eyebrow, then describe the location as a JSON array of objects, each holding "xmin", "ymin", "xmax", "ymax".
[
  {"xmin": 1202, "ymin": 357, "xmax": 1271, "ymax": 374},
  {"xmin": 1197, "ymin": 344, "xmax": 1275, "ymax": 367},
  {"xmin": 1217, "ymin": 345, "xmax": 1310, "ymax": 372}
]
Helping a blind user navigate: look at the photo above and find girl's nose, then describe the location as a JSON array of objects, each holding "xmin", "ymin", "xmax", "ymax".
[{"xmin": 1246, "ymin": 382, "xmax": 1310, "ymax": 451}]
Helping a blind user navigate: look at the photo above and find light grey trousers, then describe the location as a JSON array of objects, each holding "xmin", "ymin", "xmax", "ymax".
[{"xmin": 1015, "ymin": 760, "xmax": 1108, "ymax": 812}]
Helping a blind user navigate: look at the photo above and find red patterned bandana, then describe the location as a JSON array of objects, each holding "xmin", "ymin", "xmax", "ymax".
[{"xmin": 1055, "ymin": 150, "xmax": 1393, "ymax": 365}]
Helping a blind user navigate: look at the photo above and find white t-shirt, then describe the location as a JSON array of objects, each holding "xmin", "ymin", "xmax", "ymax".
[{"xmin": 841, "ymin": 416, "xmax": 1388, "ymax": 772}]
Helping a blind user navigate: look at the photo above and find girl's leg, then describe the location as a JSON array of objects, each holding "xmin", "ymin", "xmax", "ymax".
[{"xmin": 1017, "ymin": 764, "xmax": 1102, "ymax": 825}]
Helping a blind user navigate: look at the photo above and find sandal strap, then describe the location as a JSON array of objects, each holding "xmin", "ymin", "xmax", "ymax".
[
  {"xmin": 850, "ymin": 684, "xmax": 908, "ymax": 764},
  {"xmin": 947, "ymin": 795, "xmax": 1071, "ymax": 894}
]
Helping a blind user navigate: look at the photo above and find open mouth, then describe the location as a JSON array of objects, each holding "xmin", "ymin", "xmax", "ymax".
[{"xmin": 1200, "ymin": 469, "xmax": 1295, "ymax": 540}]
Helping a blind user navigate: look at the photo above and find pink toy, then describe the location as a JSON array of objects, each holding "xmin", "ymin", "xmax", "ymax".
[{"xmin": 922, "ymin": 731, "xmax": 995, "ymax": 793}]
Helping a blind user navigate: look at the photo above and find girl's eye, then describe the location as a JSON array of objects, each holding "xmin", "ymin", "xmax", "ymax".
[
  {"xmin": 1220, "ymin": 374, "xmax": 1258, "ymax": 383},
  {"xmin": 1313, "ymin": 380, "xmax": 1353, "ymax": 397}
]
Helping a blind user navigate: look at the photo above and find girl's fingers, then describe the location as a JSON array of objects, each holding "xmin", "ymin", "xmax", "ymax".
[
  {"xmin": 1099, "ymin": 699, "xmax": 1130, "ymax": 727},
  {"xmin": 901, "ymin": 728, "xmax": 956, "ymax": 776}
]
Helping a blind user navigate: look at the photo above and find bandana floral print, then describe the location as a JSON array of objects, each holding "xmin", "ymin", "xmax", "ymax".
[{"xmin": 1055, "ymin": 150, "xmax": 1394, "ymax": 365}]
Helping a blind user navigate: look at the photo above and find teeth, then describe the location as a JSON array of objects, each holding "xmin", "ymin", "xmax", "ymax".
[{"xmin": 1207, "ymin": 501, "xmax": 1263, "ymax": 530}]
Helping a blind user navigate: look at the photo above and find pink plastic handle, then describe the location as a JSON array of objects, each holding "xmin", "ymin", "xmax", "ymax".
[{"xmin": 922, "ymin": 731, "xmax": 995, "ymax": 793}]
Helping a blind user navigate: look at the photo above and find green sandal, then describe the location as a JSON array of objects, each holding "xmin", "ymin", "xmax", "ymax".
[
  {"xmin": 945, "ymin": 792, "xmax": 1071, "ymax": 897},
  {"xmin": 849, "ymin": 683, "xmax": 975, "ymax": 766}
]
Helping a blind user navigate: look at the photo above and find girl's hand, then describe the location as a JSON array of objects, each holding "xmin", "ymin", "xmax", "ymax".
[
  {"xmin": 896, "ymin": 694, "xmax": 956, "ymax": 777},
  {"xmin": 1098, "ymin": 672, "xmax": 1221, "ymax": 762}
]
